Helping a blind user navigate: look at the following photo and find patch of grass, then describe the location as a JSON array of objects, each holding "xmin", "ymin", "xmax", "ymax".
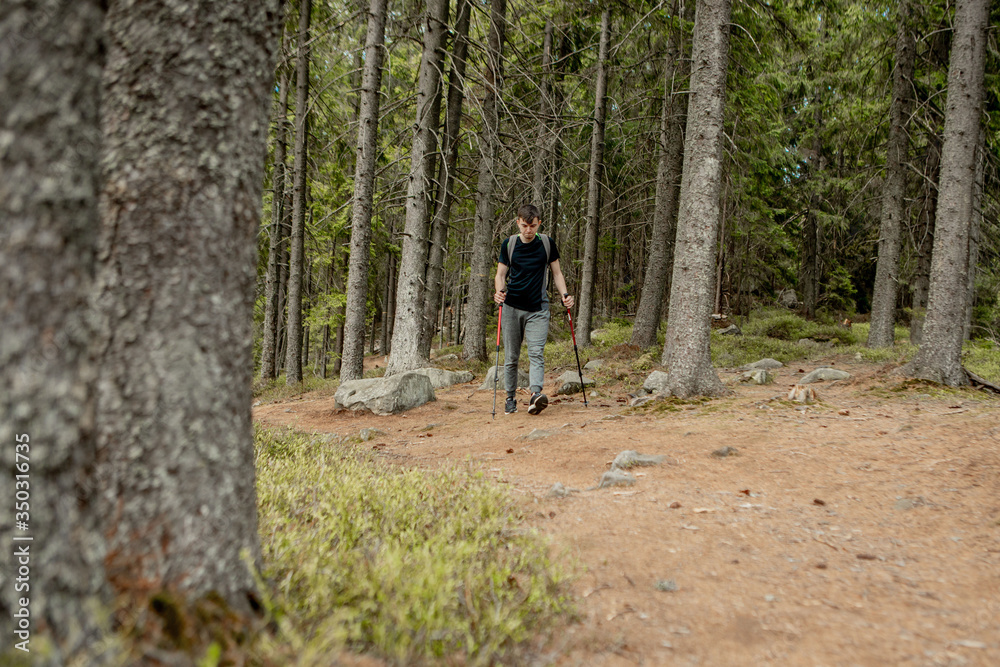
[
  {"xmin": 710, "ymin": 333, "xmax": 814, "ymax": 368},
  {"xmin": 963, "ymin": 339, "xmax": 1000, "ymax": 385},
  {"xmin": 253, "ymin": 427, "xmax": 572, "ymax": 665},
  {"xmin": 253, "ymin": 374, "xmax": 339, "ymax": 403},
  {"xmin": 740, "ymin": 308, "xmax": 862, "ymax": 345}
]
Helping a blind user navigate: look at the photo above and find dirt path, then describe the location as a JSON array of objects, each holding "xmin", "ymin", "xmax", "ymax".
[{"xmin": 254, "ymin": 358, "xmax": 1000, "ymax": 666}]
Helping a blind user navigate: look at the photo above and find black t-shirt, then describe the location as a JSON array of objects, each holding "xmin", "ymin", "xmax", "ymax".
[{"xmin": 498, "ymin": 234, "xmax": 560, "ymax": 312}]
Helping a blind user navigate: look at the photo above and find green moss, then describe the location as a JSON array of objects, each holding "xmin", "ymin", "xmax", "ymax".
[{"xmin": 253, "ymin": 427, "xmax": 572, "ymax": 664}]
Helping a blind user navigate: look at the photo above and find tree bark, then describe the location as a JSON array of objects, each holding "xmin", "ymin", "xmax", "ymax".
[
  {"xmin": 532, "ymin": 19, "xmax": 555, "ymax": 207},
  {"xmin": 0, "ymin": 1, "xmax": 111, "ymax": 660},
  {"xmin": 577, "ymin": 9, "xmax": 611, "ymax": 349},
  {"xmin": 909, "ymin": 131, "xmax": 941, "ymax": 344},
  {"xmin": 661, "ymin": 0, "xmax": 731, "ymax": 398},
  {"xmin": 284, "ymin": 0, "xmax": 312, "ymax": 384},
  {"xmin": 95, "ymin": 0, "xmax": 281, "ymax": 608},
  {"xmin": 905, "ymin": 0, "xmax": 989, "ymax": 386},
  {"xmin": 631, "ymin": 0, "xmax": 693, "ymax": 349},
  {"xmin": 463, "ymin": 0, "xmax": 507, "ymax": 362},
  {"xmin": 260, "ymin": 63, "xmax": 291, "ymax": 380},
  {"xmin": 867, "ymin": 0, "xmax": 915, "ymax": 348},
  {"xmin": 340, "ymin": 0, "xmax": 388, "ymax": 381},
  {"xmin": 387, "ymin": 0, "xmax": 449, "ymax": 375},
  {"xmin": 420, "ymin": 0, "xmax": 472, "ymax": 358},
  {"xmin": 964, "ymin": 125, "xmax": 985, "ymax": 341}
]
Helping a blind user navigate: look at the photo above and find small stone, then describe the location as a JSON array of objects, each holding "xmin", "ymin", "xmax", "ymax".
[
  {"xmin": 612, "ymin": 450, "xmax": 667, "ymax": 470},
  {"xmin": 952, "ymin": 640, "xmax": 987, "ymax": 649},
  {"xmin": 717, "ymin": 324, "xmax": 741, "ymax": 335},
  {"xmin": 799, "ymin": 367, "xmax": 851, "ymax": 384},
  {"xmin": 764, "ymin": 594, "xmax": 777, "ymax": 602},
  {"xmin": 630, "ymin": 395, "xmax": 654, "ymax": 407},
  {"xmin": 711, "ymin": 446, "xmax": 739, "ymax": 458},
  {"xmin": 656, "ymin": 579, "xmax": 678, "ymax": 592},
  {"xmin": 584, "ymin": 358, "xmax": 605, "ymax": 370},
  {"xmin": 740, "ymin": 369, "xmax": 773, "ymax": 385},
  {"xmin": 598, "ymin": 470, "xmax": 636, "ymax": 489},
  {"xmin": 526, "ymin": 428, "xmax": 555, "ymax": 441},
  {"xmin": 741, "ymin": 358, "xmax": 784, "ymax": 371},
  {"xmin": 436, "ymin": 353, "xmax": 458, "ymax": 361},
  {"xmin": 359, "ymin": 428, "xmax": 384, "ymax": 442},
  {"xmin": 643, "ymin": 370, "xmax": 670, "ymax": 394},
  {"xmin": 669, "ymin": 501, "xmax": 682, "ymax": 509},
  {"xmin": 546, "ymin": 482, "xmax": 570, "ymax": 498}
]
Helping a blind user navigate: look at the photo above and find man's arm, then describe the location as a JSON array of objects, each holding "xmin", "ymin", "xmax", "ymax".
[
  {"xmin": 549, "ymin": 259, "xmax": 574, "ymax": 308},
  {"xmin": 494, "ymin": 262, "xmax": 508, "ymax": 304}
]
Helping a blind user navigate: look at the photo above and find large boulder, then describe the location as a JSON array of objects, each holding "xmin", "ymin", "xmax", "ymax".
[
  {"xmin": 478, "ymin": 365, "xmax": 529, "ymax": 391},
  {"xmin": 555, "ymin": 370, "xmax": 595, "ymax": 395},
  {"xmin": 335, "ymin": 372, "xmax": 436, "ymax": 415},
  {"xmin": 800, "ymin": 367, "xmax": 851, "ymax": 384},
  {"xmin": 410, "ymin": 367, "xmax": 474, "ymax": 389},
  {"xmin": 778, "ymin": 289, "xmax": 798, "ymax": 309},
  {"xmin": 643, "ymin": 370, "xmax": 670, "ymax": 394}
]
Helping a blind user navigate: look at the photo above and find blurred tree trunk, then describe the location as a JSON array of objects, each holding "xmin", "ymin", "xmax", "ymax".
[
  {"xmin": 96, "ymin": 0, "xmax": 281, "ymax": 608},
  {"xmin": 341, "ymin": 0, "xmax": 389, "ymax": 381},
  {"xmin": 868, "ymin": 0, "xmax": 915, "ymax": 348},
  {"xmin": 905, "ymin": 0, "xmax": 989, "ymax": 386},
  {"xmin": 909, "ymin": 131, "xmax": 941, "ymax": 345},
  {"xmin": 387, "ymin": 0, "xmax": 449, "ymax": 374},
  {"xmin": 420, "ymin": 0, "xmax": 471, "ymax": 358},
  {"xmin": 577, "ymin": 9, "xmax": 611, "ymax": 349},
  {"xmin": 631, "ymin": 0, "xmax": 693, "ymax": 349},
  {"xmin": 464, "ymin": 0, "xmax": 506, "ymax": 362},
  {"xmin": 284, "ymin": 0, "xmax": 312, "ymax": 384},
  {"xmin": 0, "ymin": 1, "xmax": 111, "ymax": 661},
  {"xmin": 661, "ymin": 0, "xmax": 731, "ymax": 398}
]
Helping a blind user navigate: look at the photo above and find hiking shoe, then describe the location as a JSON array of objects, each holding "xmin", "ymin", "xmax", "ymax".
[
  {"xmin": 528, "ymin": 392, "xmax": 548, "ymax": 415},
  {"xmin": 504, "ymin": 397, "xmax": 518, "ymax": 414}
]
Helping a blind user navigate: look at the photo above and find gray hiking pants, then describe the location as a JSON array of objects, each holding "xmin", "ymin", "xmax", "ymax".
[{"xmin": 502, "ymin": 304, "xmax": 549, "ymax": 397}]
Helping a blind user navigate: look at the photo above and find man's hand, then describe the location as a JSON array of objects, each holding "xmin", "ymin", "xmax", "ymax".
[
  {"xmin": 494, "ymin": 290, "xmax": 507, "ymax": 304},
  {"xmin": 562, "ymin": 293, "xmax": 574, "ymax": 308}
]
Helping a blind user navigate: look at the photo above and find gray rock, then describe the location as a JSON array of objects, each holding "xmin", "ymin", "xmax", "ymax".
[
  {"xmin": 555, "ymin": 370, "xmax": 595, "ymax": 395},
  {"xmin": 643, "ymin": 370, "xmax": 670, "ymax": 394},
  {"xmin": 410, "ymin": 367, "xmax": 474, "ymax": 388},
  {"xmin": 717, "ymin": 324, "xmax": 741, "ymax": 336},
  {"xmin": 612, "ymin": 450, "xmax": 667, "ymax": 470},
  {"xmin": 741, "ymin": 358, "xmax": 784, "ymax": 371},
  {"xmin": 630, "ymin": 395, "xmax": 654, "ymax": 407},
  {"xmin": 525, "ymin": 428, "xmax": 555, "ymax": 441},
  {"xmin": 435, "ymin": 353, "xmax": 458, "ymax": 362},
  {"xmin": 797, "ymin": 338, "xmax": 821, "ymax": 347},
  {"xmin": 778, "ymin": 288, "xmax": 798, "ymax": 309},
  {"xmin": 894, "ymin": 497, "xmax": 926, "ymax": 511},
  {"xmin": 478, "ymin": 364, "xmax": 529, "ymax": 391},
  {"xmin": 711, "ymin": 446, "xmax": 739, "ymax": 458},
  {"xmin": 656, "ymin": 579, "xmax": 678, "ymax": 592},
  {"xmin": 740, "ymin": 369, "xmax": 773, "ymax": 385},
  {"xmin": 597, "ymin": 470, "xmax": 636, "ymax": 489},
  {"xmin": 584, "ymin": 358, "xmax": 605, "ymax": 370},
  {"xmin": 546, "ymin": 482, "xmax": 571, "ymax": 498},
  {"xmin": 800, "ymin": 367, "xmax": 851, "ymax": 384},
  {"xmin": 359, "ymin": 428, "xmax": 384, "ymax": 442},
  {"xmin": 335, "ymin": 372, "xmax": 436, "ymax": 415}
]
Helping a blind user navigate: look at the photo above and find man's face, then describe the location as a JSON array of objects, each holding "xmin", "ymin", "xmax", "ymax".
[{"xmin": 517, "ymin": 216, "xmax": 540, "ymax": 241}]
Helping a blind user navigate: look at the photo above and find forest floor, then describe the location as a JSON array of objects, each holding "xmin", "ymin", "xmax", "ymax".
[{"xmin": 253, "ymin": 352, "xmax": 1000, "ymax": 667}]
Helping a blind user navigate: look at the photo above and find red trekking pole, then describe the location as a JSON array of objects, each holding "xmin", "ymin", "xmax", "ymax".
[
  {"xmin": 566, "ymin": 306, "xmax": 588, "ymax": 408},
  {"xmin": 492, "ymin": 302, "xmax": 504, "ymax": 419}
]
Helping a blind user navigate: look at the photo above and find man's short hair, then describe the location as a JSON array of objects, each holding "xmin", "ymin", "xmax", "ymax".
[{"xmin": 517, "ymin": 204, "xmax": 541, "ymax": 223}]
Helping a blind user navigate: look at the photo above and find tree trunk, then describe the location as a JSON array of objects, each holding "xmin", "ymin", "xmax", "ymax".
[
  {"xmin": 577, "ymin": 9, "xmax": 611, "ymax": 348},
  {"xmin": 276, "ymin": 190, "xmax": 292, "ymax": 370},
  {"xmin": 905, "ymin": 0, "xmax": 989, "ymax": 386},
  {"xmin": 532, "ymin": 19, "xmax": 555, "ymax": 206},
  {"xmin": 260, "ymin": 64, "xmax": 291, "ymax": 380},
  {"xmin": 0, "ymin": 1, "xmax": 111, "ymax": 660},
  {"xmin": 387, "ymin": 0, "xmax": 449, "ymax": 375},
  {"xmin": 964, "ymin": 125, "xmax": 985, "ymax": 342},
  {"xmin": 867, "ymin": 0, "xmax": 915, "ymax": 348},
  {"xmin": 283, "ymin": 0, "xmax": 312, "ymax": 384},
  {"xmin": 420, "ymin": 0, "xmax": 471, "ymax": 358},
  {"xmin": 909, "ymin": 131, "xmax": 941, "ymax": 345},
  {"xmin": 96, "ymin": 0, "xmax": 281, "ymax": 607},
  {"xmin": 340, "ymin": 0, "xmax": 388, "ymax": 381},
  {"xmin": 463, "ymin": 0, "xmax": 506, "ymax": 362},
  {"xmin": 631, "ymin": 0, "xmax": 693, "ymax": 348},
  {"xmin": 661, "ymin": 0, "xmax": 731, "ymax": 398}
]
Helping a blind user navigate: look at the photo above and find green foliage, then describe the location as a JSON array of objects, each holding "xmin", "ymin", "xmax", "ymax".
[
  {"xmin": 254, "ymin": 427, "xmax": 572, "ymax": 664},
  {"xmin": 963, "ymin": 339, "xmax": 1000, "ymax": 385}
]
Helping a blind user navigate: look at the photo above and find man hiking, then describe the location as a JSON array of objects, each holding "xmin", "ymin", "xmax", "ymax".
[{"xmin": 493, "ymin": 204, "xmax": 574, "ymax": 415}]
